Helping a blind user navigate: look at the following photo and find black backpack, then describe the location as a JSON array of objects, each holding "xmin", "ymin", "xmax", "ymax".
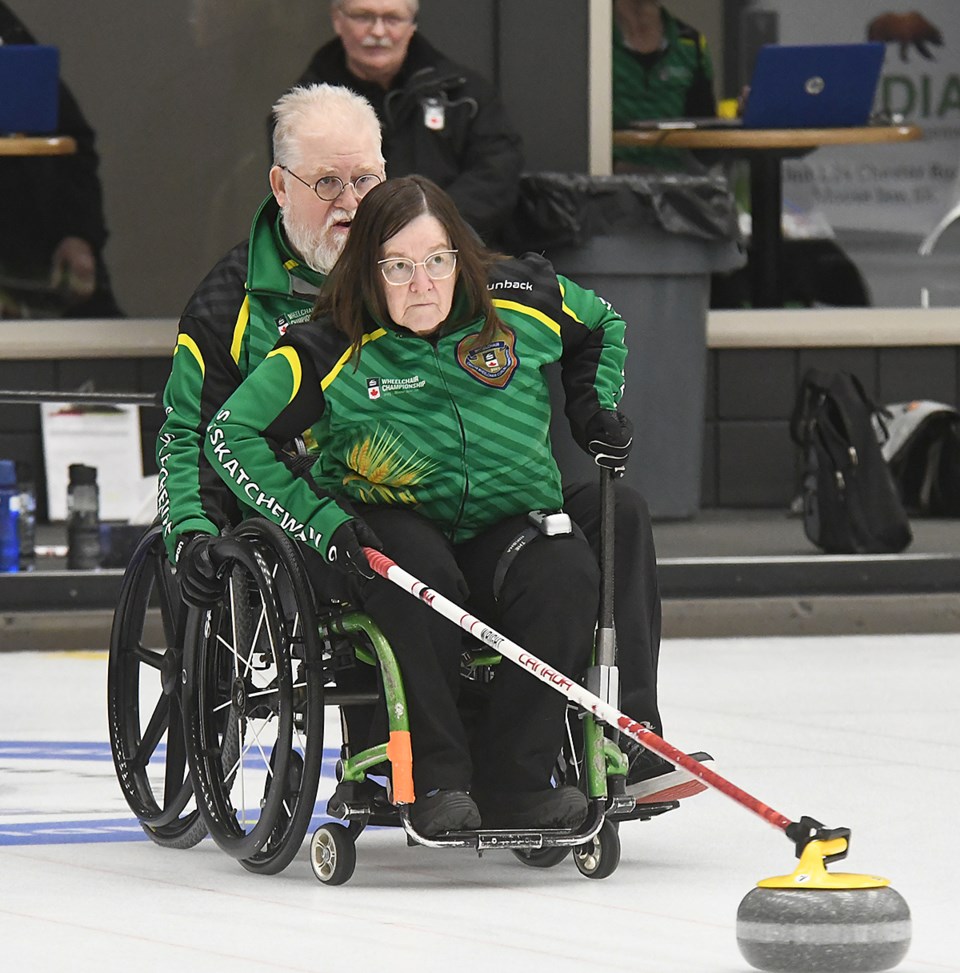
[
  {"xmin": 881, "ymin": 400, "xmax": 960, "ymax": 516},
  {"xmin": 790, "ymin": 370, "xmax": 912, "ymax": 554}
]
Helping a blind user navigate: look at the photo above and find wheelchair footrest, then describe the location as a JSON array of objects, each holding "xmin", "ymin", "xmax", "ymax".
[{"xmin": 606, "ymin": 799, "xmax": 679, "ymax": 822}]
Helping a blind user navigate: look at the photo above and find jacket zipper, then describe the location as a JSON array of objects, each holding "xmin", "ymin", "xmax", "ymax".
[{"xmin": 429, "ymin": 342, "xmax": 469, "ymax": 537}]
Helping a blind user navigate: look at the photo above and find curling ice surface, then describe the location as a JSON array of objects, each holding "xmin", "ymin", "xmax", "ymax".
[{"xmin": 0, "ymin": 634, "xmax": 957, "ymax": 972}]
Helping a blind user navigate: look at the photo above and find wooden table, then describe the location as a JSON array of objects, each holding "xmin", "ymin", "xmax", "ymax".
[
  {"xmin": 613, "ymin": 125, "xmax": 922, "ymax": 307},
  {"xmin": 0, "ymin": 135, "xmax": 77, "ymax": 156}
]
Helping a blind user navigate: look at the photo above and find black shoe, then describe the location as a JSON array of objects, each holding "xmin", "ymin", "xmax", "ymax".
[
  {"xmin": 622, "ymin": 738, "xmax": 713, "ymax": 803},
  {"xmin": 409, "ymin": 789, "xmax": 481, "ymax": 836},
  {"xmin": 475, "ymin": 785, "xmax": 588, "ymax": 830}
]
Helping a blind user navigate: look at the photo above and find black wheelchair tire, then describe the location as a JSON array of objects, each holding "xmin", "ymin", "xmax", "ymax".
[
  {"xmin": 182, "ymin": 519, "xmax": 324, "ymax": 869},
  {"xmin": 107, "ymin": 523, "xmax": 207, "ymax": 849}
]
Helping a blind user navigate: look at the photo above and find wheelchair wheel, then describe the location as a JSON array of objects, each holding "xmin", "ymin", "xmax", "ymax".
[
  {"xmin": 513, "ymin": 846, "xmax": 572, "ymax": 869},
  {"xmin": 107, "ymin": 523, "xmax": 207, "ymax": 849},
  {"xmin": 573, "ymin": 818, "xmax": 620, "ymax": 880},
  {"xmin": 310, "ymin": 823, "xmax": 357, "ymax": 886},
  {"xmin": 182, "ymin": 519, "xmax": 324, "ymax": 871}
]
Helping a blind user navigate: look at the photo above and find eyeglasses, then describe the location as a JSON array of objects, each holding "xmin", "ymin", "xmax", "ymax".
[
  {"xmin": 340, "ymin": 10, "xmax": 414, "ymax": 30},
  {"xmin": 280, "ymin": 166, "xmax": 383, "ymax": 202},
  {"xmin": 378, "ymin": 250, "xmax": 458, "ymax": 286}
]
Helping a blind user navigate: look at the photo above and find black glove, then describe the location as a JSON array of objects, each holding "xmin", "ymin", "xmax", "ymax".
[
  {"xmin": 584, "ymin": 410, "xmax": 633, "ymax": 476},
  {"xmin": 327, "ymin": 519, "xmax": 383, "ymax": 581},
  {"xmin": 175, "ymin": 533, "xmax": 226, "ymax": 607}
]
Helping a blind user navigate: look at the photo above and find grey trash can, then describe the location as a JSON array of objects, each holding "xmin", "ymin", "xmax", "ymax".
[{"xmin": 510, "ymin": 172, "xmax": 745, "ymax": 519}]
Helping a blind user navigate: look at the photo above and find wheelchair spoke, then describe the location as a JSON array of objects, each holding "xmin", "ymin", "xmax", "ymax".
[
  {"xmin": 131, "ymin": 693, "xmax": 170, "ymax": 771},
  {"xmin": 151, "ymin": 545, "xmax": 183, "ymax": 649},
  {"xmin": 162, "ymin": 694, "xmax": 188, "ymax": 806},
  {"xmin": 132, "ymin": 642, "xmax": 166, "ymax": 670}
]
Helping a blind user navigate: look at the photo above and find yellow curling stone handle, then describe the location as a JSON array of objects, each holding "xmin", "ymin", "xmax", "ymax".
[{"xmin": 757, "ymin": 838, "xmax": 891, "ymax": 890}]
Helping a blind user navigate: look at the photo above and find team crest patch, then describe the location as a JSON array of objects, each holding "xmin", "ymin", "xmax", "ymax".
[{"xmin": 456, "ymin": 328, "xmax": 518, "ymax": 389}]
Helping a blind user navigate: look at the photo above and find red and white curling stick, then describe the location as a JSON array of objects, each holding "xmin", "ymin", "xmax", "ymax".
[{"xmin": 363, "ymin": 547, "xmax": 795, "ymax": 837}]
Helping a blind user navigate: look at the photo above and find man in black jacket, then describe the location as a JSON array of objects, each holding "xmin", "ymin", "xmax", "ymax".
[
  {"xmin": 278, "ymin": 1, "xmax": 523, "ymax": 245},
  {"xmin": 0, "ymin": 1, "xmax": 121, "ymax": 318}
]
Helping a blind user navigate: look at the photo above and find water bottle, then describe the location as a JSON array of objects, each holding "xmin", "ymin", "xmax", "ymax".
[
  {"xmin": 0, "ymin": 459, "xmax": 20, "ymax": 573},
  {"xmin": 66, "ymin": 463, "xmax": 102, "ymax": 570},
  {"xmin": 16, "ymin": 461, "xmax": 36, "ymax": 571}
]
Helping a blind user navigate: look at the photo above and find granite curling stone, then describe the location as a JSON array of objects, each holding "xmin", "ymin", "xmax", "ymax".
[{"xmin": 736, "ymin": 884, "xmax": 911, "ymax": 973}]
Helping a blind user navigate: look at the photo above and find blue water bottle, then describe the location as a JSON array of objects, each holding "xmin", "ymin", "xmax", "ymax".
[{"xmin": 0, "ymin": 459, "xmax": 21, "ymax": 573}]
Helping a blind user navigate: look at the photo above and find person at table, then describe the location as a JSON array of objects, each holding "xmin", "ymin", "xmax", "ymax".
[
  {"xmin": 273, "ymin": 0, "xmax": 523, "ymax": 245},
  {"xmin": 0, "ymin": 1, "xmax": 121, "ymax": 318},
  {"xmin": 612, "ymin": 0, "xmax": 716, "ymax": 172},
  {"xmin": 202, "ymin": 175, "xmax": 638, "ymax": 835}
]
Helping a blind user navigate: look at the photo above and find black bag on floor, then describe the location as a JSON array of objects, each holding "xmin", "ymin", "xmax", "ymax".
[
  {"xmin": 881, "ymin": 401, "xmax": 960, "ymax": 516},
  {"xmin": 790, "ymin": 370, "xmax": 912, "ymax": 554}
]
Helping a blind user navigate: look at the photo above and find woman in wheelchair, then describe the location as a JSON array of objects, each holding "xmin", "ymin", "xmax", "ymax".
[{"xmin": 200, "ymin": 175, "xmax": 633, "ymax": 837}]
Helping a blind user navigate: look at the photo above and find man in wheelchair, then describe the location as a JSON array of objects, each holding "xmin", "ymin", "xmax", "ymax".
[{"xmin": 158, "ymin": 84, "xmax": 700, "ymax": 825}]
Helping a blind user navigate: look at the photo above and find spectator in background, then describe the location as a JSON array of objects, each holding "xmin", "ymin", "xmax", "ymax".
[
  {"xmin": 0, "ymin": 2, "xmax": 121, "ymax": 318},
  {"xmin": 612, "ymin": 0, "xmax": 716, "ymax": 172},
  {"xmin": 276, "ymin": 1, "xmax": 523, "ymax": 245}
]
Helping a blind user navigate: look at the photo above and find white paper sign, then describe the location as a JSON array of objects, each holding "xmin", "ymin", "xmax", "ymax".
[{"xmin": 40, "ymin": 402, "xmax": 144, "ymax": 521}]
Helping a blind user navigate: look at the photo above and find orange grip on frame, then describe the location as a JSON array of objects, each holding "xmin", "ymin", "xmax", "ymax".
[{"xmin": 386, "ymin": 729, "xmax": 414, "ymax": 805}]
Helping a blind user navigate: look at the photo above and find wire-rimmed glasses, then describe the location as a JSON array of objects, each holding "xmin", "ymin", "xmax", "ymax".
[
  {"xmin": 280, "ymin": 166, "xmax": 383, "ymax": 202},
  {"xmin": 340, "ymin": 10, "xmax": 414, "ymax": 30},
  {"xmin": 378, "ymin": 250, "xmax": 459, "ymax": 286}
]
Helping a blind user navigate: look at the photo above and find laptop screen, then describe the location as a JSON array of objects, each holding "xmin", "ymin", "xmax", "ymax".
[
  {"xmin": 741, "ymin": 43, "xmax": 885, "ymax": 129},
  {"xmin": 0, "ymin": 44, "xmax": 60, "ymax": 135}
]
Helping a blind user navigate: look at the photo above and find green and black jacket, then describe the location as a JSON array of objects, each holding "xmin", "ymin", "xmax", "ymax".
[
  {"xmin": 205, "ymin": 253, "xmax": 627, "ymax": 556},
  {"xmin": 157, "ymin": 195, "xmax": 325, "ymax": 561}
]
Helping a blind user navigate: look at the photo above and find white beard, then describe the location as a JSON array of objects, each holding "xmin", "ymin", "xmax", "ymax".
[{"xmin": 281, "ymin": 204, "xmax": 351, "ymax": 274}]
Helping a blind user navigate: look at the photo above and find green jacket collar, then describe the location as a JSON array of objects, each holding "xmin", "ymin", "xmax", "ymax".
[{"xmin": 246, "ymin": 194, "xmax": 327, "ymax": 298}]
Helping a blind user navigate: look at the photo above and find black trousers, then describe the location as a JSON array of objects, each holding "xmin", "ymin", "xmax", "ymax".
[
  {"xmin": 561, "ymin": 479, "xmax": 663, "ymax": 735},
  {"xmin": 312, "ymin": 506, "xmax": 599, "ymax": 796}
]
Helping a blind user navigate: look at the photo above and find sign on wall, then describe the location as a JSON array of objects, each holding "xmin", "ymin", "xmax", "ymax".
[{"xmin": 747, "ymin": 0, "xmax": 960, "ymax": 235}]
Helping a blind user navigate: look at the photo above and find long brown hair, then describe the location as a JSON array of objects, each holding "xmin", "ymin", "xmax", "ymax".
[{"xmin": 314, "ymin": 175, "xmax": 504, "ymax": 357}]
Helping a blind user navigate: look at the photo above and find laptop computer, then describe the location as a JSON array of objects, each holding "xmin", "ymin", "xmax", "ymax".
[
  {"xmin": 627, "ymin": 42, "xmax": 885, "ymax": 132},
  {"xmin": 740, "ymin": 42, "xmax": 885, "ymax": 129},
  {"xmin": 0, "ymin": 44, "xmax": 59, "ymax": 135}
]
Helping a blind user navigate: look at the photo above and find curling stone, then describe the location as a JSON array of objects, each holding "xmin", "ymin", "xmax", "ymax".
[{"xmin": 736, "ymin": 839, "xmax": 911, "ymax": 973}]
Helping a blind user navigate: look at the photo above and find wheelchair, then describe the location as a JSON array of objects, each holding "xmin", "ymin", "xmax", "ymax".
[{"xmin": 108, "ymin": 503, "xmax": 679, "ymax": 882}]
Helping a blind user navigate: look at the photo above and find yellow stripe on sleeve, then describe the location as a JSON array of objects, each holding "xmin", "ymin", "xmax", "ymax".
[
  {"xmin": 320, "ymin": 328, "xmax": 388, "ymax": 390},
  {"xmin": 175, "ymin": 334, "xmax": 204, "ymax": 378},
  {"xmin": 230, "ymin": 297, "xmax": 250, "ymax": 365},
  {"xmin": 491, "ymin": 299, "xmax": 562, "ymax": 335},
  {"xmin": 265, "ymin": 346, "xmax": 302, "ymax": 405},
  {"xmin": 557, "ymin": 282, "xmax": 585, "ymax": 324}
]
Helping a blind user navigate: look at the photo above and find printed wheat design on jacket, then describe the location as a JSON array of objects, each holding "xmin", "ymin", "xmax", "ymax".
[{"xmin": 343, "ymin": 426, "xmax": 436, "ymax": 503}]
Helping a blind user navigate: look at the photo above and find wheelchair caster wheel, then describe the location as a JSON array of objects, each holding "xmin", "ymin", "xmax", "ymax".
[
  {"xmin": 574, "ymin": 819, "xmax": 620, "ymax": 880},
  {"xmin": 513, "ymin": 846, "xmax": 571, "ymax": 869},
  {"xmin": 310, "ymin": 823, "xmax": 357, "ymax": 886}
]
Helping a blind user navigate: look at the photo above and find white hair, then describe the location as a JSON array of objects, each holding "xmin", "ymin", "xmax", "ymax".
[
  {"xmin": 271, "ymin": 83, "xmax": 384, "ymax": 169},
  {"xmin": 330, "ymin": 0, "xmax": 419, "ymax": 15}
]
